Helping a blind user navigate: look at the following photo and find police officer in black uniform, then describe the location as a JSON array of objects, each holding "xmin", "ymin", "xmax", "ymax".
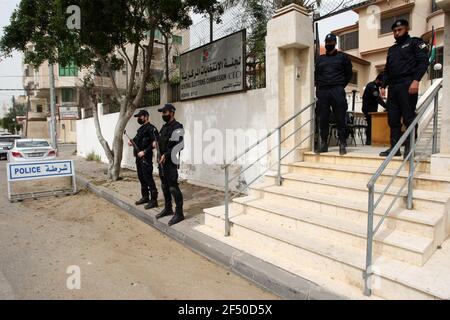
[
  {"xmin": 315, "ymin": 33, "xmax": 353, "ymax": 155},
  {"xmin": 362, "ymin": 73, "xmax": 387, "ymax": 145},
  {"xmin": 379, "ymin": 19, "xmax": 429, "ymax": 158},
  {"xmin": 155, "ymin": 104, "xmax": 185, "ymax": 226},
  {"xmin": 129, "ymin": 110, "xmax": 159, "ymax": 209}
]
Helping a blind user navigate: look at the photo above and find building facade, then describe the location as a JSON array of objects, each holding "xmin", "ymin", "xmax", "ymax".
[
  {"xmin": 22, "ymin": 28, "xmax": 190, "ymax": 143},
  {"xmin": 332, "ymin": 0, "xmax": 445, "ymax": 105}
]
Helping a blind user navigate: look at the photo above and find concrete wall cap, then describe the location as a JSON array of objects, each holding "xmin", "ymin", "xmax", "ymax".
[{"xmin": 273, "ymin": 3, "xmax": 310, "ymax": 18}]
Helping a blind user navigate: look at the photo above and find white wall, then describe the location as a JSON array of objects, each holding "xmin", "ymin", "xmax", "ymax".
[{"xmin": 77, "ymin": 88, "xmax": 269, "ymax": 190}]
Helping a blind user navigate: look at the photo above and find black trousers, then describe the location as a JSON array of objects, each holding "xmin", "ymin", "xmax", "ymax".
[
  {"xmin": 159, "ymin": 161, "xmax": 183, "ymax": 211},
  {"xmin": 386, "ymin": 82, "xmax": 418, "ymax": 147},
  {"xmin": 363, "ymin": 107, "xmax": 377, "ymax": 144},
  {"xmin": 136, "ymin": 158, "xmax": 157, "ymax": 199},
  {"xmin": 316, "ymin": 86, "xmax": 348, "ymax": 144}
]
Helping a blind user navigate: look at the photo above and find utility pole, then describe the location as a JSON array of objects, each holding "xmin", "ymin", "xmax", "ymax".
[
  {"xmin": 209, "ymin": 11, "xmax": 213, "ymax": 43},
  {"xmin": 49, "ymin": 63, "xmax": 58, "ymax": 151}
]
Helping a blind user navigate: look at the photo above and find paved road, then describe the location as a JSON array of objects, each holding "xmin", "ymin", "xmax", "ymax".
[{"xmin": 0, "ymin": 149, "xmax": 277, "ymax": 299}]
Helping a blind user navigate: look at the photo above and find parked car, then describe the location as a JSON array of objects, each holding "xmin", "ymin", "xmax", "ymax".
[
  {"xmin": 8, "ymin": 139, "xmax": 57, "ymax": 163},
  {"xmin": 0, "ymin": 135, "xmax": 21, "ymax": 160}
]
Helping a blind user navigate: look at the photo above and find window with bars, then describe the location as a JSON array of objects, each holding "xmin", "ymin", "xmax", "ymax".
[
  {"xmin": 432, "ymin": 0, "xmax": 440, "ymax": 12},
  {"xmin": 58, "ymin": 61, "xmax": 78, "ymax": 76},
  {"xmin": 340, "ymin": 31, "xmax": 359, "ymax": 51},
  {"xmin": 61, "ymin": 88, "xmax": 76, "ymax": 102},
  {"xmin": 172, "ymin": 35, "xmax": 182, "ymax": 45},
  {"xmin": 350, "ymin": 71, "xmax": 358, "ymax": 85},
  {"xmin": 380, "ymin": 12, "xmax": 410, "ymax": 35}
]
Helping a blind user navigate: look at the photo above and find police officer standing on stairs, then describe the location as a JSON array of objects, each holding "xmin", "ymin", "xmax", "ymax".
[
  {"xmin": 155, "ymin": 104, "xmax": 185, "ymax": 226},
  {"xmin": 315, "ymin": 33, "xmax": 353, "ymax": 155},
  {"xmin": 129, "ymin": 110, "xmax": 159, "ymax": 210},
  {"xmin": 362, "ymin": 73, "xmax": 387, "ymax": 145},
  {"xmin": 379, "ymin": 19, "xmax": 429, "ymax": 158}
]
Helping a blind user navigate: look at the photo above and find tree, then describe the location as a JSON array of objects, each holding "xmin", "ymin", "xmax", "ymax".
[
  {"xmin": 0, "ymin": 0, "xmax": 221, "ymax": 180},
  {"xmin": 0, "ymin": 97, "xmax": 26, "ymax": 133}
]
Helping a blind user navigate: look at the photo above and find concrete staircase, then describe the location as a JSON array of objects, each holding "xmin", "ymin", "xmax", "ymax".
[{"xmin": 197, "ymin": 149, "xmax": 450, "ymax": 299}]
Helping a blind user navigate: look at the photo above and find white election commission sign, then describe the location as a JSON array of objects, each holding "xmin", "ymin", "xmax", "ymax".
[
  {"xmin": 180, "ymin": 30, "xmax": 246, "ymax": 100},
  {"xmin": 6, "ymin": 160, "xmax": 76, "ymax": 201}
]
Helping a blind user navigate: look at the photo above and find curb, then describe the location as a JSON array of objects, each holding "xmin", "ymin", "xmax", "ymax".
[{"xmin": 76, "ymin": 174, "xmax": 344, "ymax": 300}]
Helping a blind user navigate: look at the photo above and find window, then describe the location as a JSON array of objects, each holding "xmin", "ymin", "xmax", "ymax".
[
  {"xmin": 350, "ymin": 71, "xmax": 358, "ymax": 85},
  {"xmin": 61, "ymin": 88, "xmax": 76, "ymax": 102},
  {"xmin": 340, "ymin": 31, "xmax": 358, "ymax": 51},
  {"xmin": 172, "ymin": 35, "xmax": 182, "ymax": 45},
  {"xmin": 17, "ymin": 140, "xmax": 49, "ymax": 148},
  {"xmin": 59, "ymin": 61, "xmax": 78, "ymax": 76},
  {"xmin": 36, "ymin": 105, "xmax": 43, "ymax": 113},
  {"xmin": 431, "ymin": 47, "xmax": 444, "ymax": 79},
  {"xmin": 155, "ymin": 29, "xmax": 163, "ymax": 40},
  {"xmin": 172, "ymin": 55, "xmax": 180, "ymax": 64},
  {"xmin": 432, "ymin": 0, "xmax": 440, "ymax": 12},
  {"xmin": 380, "ymin": 12, "xmax": 410, "ymax": 35}
]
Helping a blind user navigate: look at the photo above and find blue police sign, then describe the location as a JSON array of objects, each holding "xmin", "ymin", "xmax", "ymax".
[{"xmin": 6, "ymin": 160, "xmax": 76, "ymax": 201}]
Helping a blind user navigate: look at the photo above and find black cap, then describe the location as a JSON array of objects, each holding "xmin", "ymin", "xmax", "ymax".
[
  {"xmin": 376, "ymin": 73, "xmax": 384, "ymax": 82},
  {"xmin": 158, "ymin": 103, "xmax": 176, "ymax": 113},
  {"xmin": 325, "ymin": 33, "xmax": 337, "ymax": 42},
  {"xmin": 133, "ymin": 110, "xmax": 149, "ymax": 117},
  {"xmin": 391, "ymin": 19, "xmax": 409, "ymax": 30}
]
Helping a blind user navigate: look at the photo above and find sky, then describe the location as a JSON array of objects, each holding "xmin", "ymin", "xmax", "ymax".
[
  {"xmin": 0, "ymin": 0, "xmax": 23, "ymax": 116},
  {"xmin": 0, "ymin": 0, "xmax": 357, "ymax": 113}
]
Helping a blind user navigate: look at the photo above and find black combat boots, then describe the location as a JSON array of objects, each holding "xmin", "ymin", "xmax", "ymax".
[
  {"xmin": 168, "ymin": 207, "xmax": 185, "ymax": 226},
  {"xmin": 339, "ymin": 142, "xmax": 347, "ymax": 155},
  {"xmin": 144, "ymin": 191, "xmax": 158, "ymax": 210},
  {"xmin": 379, "ymin": 148, "xmax": 401, "ymax": 157},
  {"xmin": 155, "ymin": 207, "xmax": 174, "ymax": 219},
  {"xmin": 135, "ymin": 198, "xmax": 149, "ymax": 205},
  {"xmin": 315, "ymin": 141, "xmax": 328, "ymax": 154}
]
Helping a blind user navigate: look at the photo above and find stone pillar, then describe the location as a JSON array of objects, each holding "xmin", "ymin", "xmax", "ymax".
[
  {"xmin": 160, "ymin": 82, "xmax": 172, "ymax": 104},
  {"xmin": 431, "ymin": 1, "xmax": 450, "ymax": 175},
  {"xmin": 265, "ymin": 4, "xmax": 314, "ymax": 164}
]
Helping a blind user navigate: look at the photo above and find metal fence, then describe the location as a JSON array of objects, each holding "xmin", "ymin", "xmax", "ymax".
[
  {"xmin": 144, "ymin": 88, "xmax": 161, "ymax": 106},
  {"xmin": 170, "ymin": 83, "xmax": 181, "ymax": 102}
]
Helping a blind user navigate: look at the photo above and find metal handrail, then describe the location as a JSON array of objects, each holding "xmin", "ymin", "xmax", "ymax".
[
  {"xmin": 223, "ymin": 99, "xmax": 317, "ymax": 236},
  {"xmin": 363, "ymin": 79, "xmax": 443, "ymax": 296}
]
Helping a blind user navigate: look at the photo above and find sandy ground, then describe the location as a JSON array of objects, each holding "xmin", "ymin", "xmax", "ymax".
[{"xmin": 0, "ymin": 145, "xmax": 278, "ymax": 299}]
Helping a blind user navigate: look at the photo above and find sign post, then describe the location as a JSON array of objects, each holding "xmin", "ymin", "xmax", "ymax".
[
  {"xmin": 180, "ymin": 30, "xmax": 246, "ymax": 100},
  {"xmin": 6, "ymin": 159, "xmax": 77, "ymax": 202}
]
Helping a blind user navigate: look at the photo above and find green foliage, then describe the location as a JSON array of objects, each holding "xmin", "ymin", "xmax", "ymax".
[
  {"xmin": 86, "ymin": 151, "xmax": 101, "ymax": 162},
  {"xmin": 0, "ymin": 0, "xmax": 222, "ymax": 73},
  {"xmin": 0, "ymin": 96, "xmax": 26, "ymax": 133},
  {"xmin": 231, "ymin": 0, "xmax": 321, "ymax": 63}
]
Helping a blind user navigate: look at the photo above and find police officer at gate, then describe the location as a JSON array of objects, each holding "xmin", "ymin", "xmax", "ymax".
[
  {"xmin": 362, "ymin": 73, "xmax": 387, "ymax": 145},
  {"xmin": 155, "ymin": 103, "xmax": 185, "ymax": 226},
  {"xmin": 315, "ymin": 33, "xmax": 353, "ymax": 155},
  {"xmin": 129, "ymin": 110, "xmax": 159, "ymax": 209},
  {"xmin": 379, "ymin": 19, "xmax": 429, "ymax": 158}
]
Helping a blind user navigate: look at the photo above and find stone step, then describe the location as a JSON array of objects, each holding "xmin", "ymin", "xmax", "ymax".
[
  {"xmin": 202, "ymin": 208, "xmax": 449, "ymax": 299},
  {"xmin": 232, "ymin": 196, "xmax": 441, "ymax": 260},
  {"xmin": 196, "ymin": 224, "xmax": 383, "ymax": 300},
  {"xmin": 240, "ymin": 187, "xmax": 436, "ymax": 266},
  {"xmin": 262, "ymin": 173, "xmax": 445, "ymax": 239},
  {"xmin": 283, "ymin": 162, "xmax": 450, "ymax": 192},
  {"xmin": 262, "ymin": 172, "xmax": 449, "ymax": 214},
  {"xmin": 302, "ymin": 151, "xmax": 430, "ymax": 172}
]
